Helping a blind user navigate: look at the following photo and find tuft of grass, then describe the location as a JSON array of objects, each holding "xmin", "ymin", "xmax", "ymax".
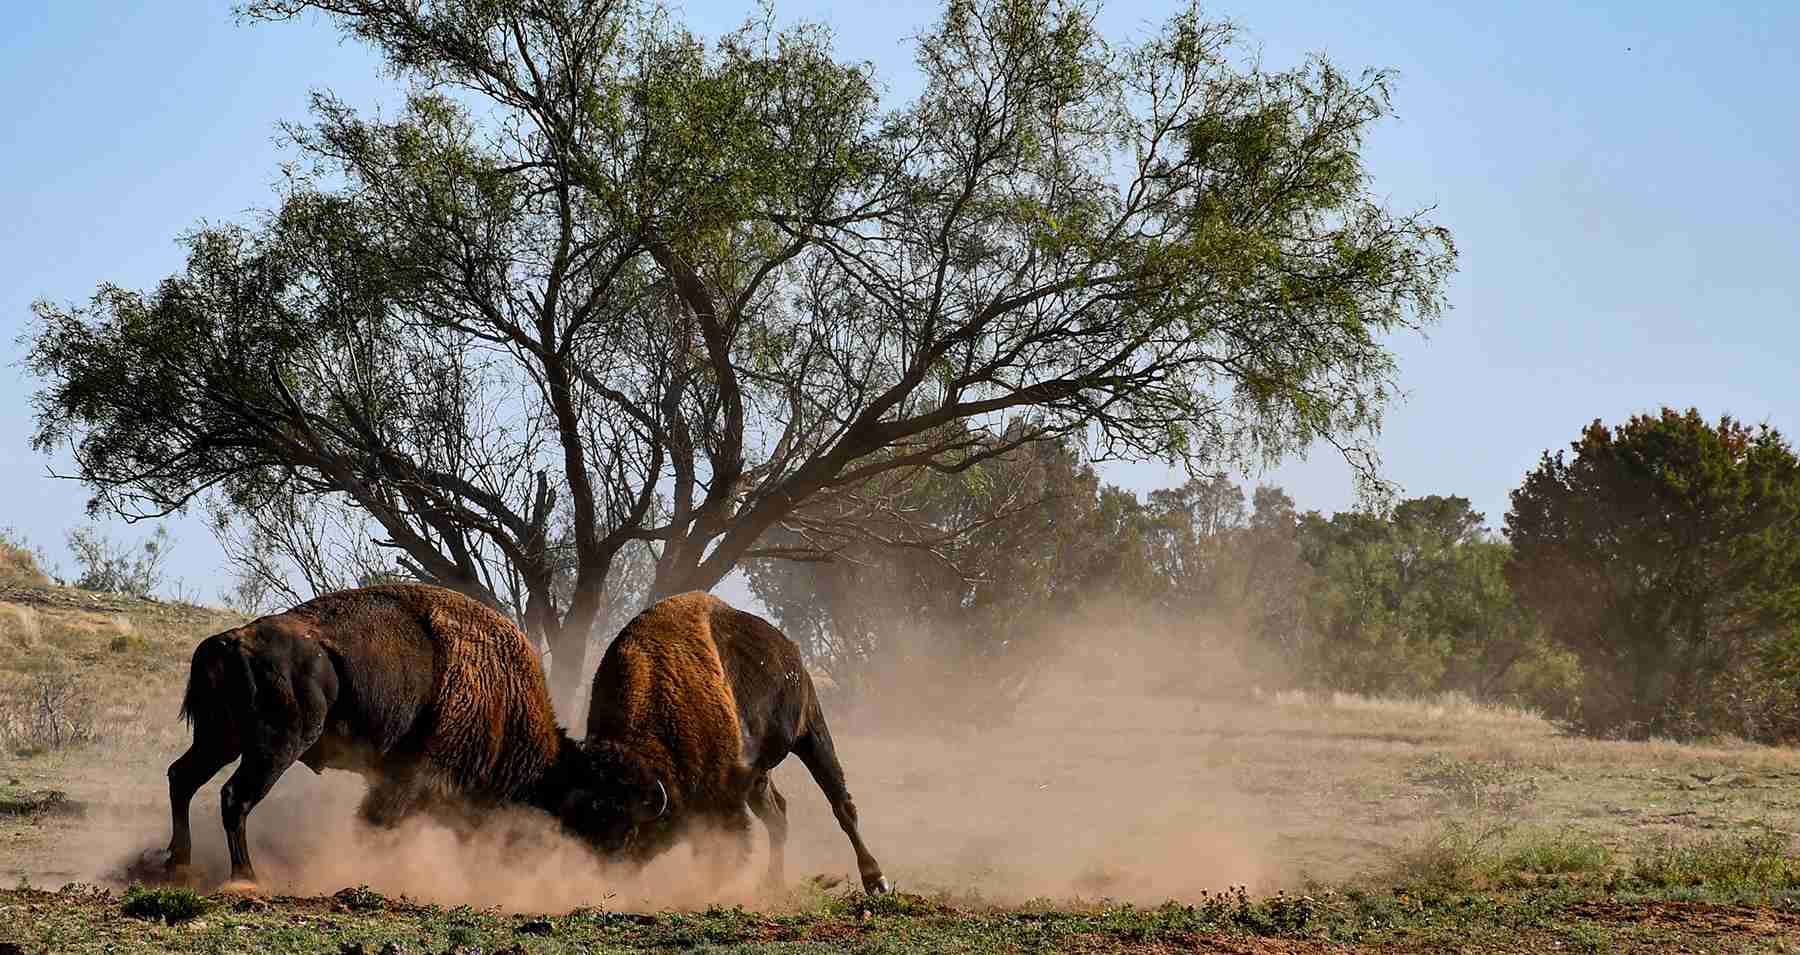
[
  {"xmin": 1629, "ymin": 832, "xmax": 1800, "ymax": 891},
  {"xmin": 1501, "ymin": 828, "xmax": 1615, "ymax": 875},
  {"xmin": 0, "ymin": 602, "xmax": 42, "ymax": 650},
  {"xmin": 1389, "ymin": 821, "xmax": 1493, "ymax": 888},
  {"xmin": 120, "ymin": 883, "xmax": 212, "ymax": 924},
  {"xmin": 334, "ymin": 883, "xmax": 390, "ymax": 912},
  {"xmin": 1408, "ymin": 753, "xmax": 1540, "ymax": 814},
  {"xmin": 828, "ymin": 890, "xmax": 945, "ymax": 918}
]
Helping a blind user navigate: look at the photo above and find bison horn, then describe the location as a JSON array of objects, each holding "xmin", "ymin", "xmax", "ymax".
[{"xmin": 653, "ymin": 779, "xmax": 668, "ymax": 818}]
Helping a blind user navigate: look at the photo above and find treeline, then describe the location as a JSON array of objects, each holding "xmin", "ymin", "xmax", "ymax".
[{"xmin": 749, "ymin": 409, "xmax": 1800, "ymax": 743}]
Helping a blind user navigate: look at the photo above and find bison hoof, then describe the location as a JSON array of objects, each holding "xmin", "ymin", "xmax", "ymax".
[
  {"xmin": 123, "ymin": 849, "xmax": 189, "ymax": 887},
  {"xmin": 865, "ymin": 875, "xmax": 892, "ymax": 896}
]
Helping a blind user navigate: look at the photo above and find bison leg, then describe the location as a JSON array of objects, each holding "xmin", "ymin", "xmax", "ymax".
[
  {"xmin": 358, "ymin": 763, "xmax": 432, "ymax": 829},
  {"xmin": 165, "ymin": 732, "xmax": 240, "ymax": 873},
  {"xmin": 792, "ymin": 712, "xmax": 890, "ymax": 895},
  {"xmin": 218, "ymin": 683, "xmax": 326, "ymax": 886},
  {"xmin": 696, "ymin": 808, "xmax": 755, "ymax": 897},
  {"xmin": 746, "ymin": 774, "xmax": 788, "ymax": 890},
  {"xmin": 218, "ymin": 744, "xmax": 303, "ymax": 886}
]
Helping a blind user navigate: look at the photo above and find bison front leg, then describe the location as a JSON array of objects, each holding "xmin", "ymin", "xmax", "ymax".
[
  {"xmin": 696, "ymin": 809, "xmax": 755, "ymax": 899},
  {"xmin": 358, "ymin": 764, "xmax": 433, "ymax": 829},
  {"xmin": 746, "ymin": 775, "xmax": 788, "ymax": 891},
  {"xmin": 793, "ymin": 714, "xmax": 891, "ymax": 895}
]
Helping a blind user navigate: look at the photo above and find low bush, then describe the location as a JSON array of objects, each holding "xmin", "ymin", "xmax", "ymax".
[
  {"xmin": 120, "ymin": 884, "xmax": 212, "ymax": 924},
  {"xmin": 0, "ymin": 671, "xmax": 96, "ymax": 756},
  {"xmin": 1629, "ymin": 832, "xmax": 1800, "ymax": 891}
]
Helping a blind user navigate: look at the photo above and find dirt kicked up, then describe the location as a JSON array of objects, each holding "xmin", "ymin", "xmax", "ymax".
[{"xmin": 4, "ymin": 882, "xmax": 1800, "ymax": 954}]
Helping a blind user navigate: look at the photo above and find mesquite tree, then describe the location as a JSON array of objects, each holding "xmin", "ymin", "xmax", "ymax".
[{"xmin": 26, "ymin": 0, "xmax": 1454, "ymax": 712}]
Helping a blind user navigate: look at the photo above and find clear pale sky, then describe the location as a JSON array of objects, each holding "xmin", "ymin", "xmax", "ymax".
[{"xmin": 4, "ymin": 1, "xmax": 1796, "ymax": 605}]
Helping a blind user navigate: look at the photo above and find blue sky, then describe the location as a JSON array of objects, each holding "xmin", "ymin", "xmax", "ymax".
[{"xmin": 3, "ymin": 1, "xmax": 1796, "ymax": 605}]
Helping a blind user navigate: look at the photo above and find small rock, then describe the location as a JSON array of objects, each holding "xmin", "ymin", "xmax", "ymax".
[
  {"xmin": 379, "ymin": 942, "xmax": 408, "ymax": 955},
  {"xmin": 515, "ymin": 918, "xmax": 554, "ymax": 936},
  {"xmin": 339, "ymin": 943, "xmax": 370, "ymax": 955}
]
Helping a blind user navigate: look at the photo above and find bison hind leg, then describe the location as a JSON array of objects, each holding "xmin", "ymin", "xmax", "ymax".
[
  {"xmin": 219, "ymin": 745, "xmax": 305, "ymax": 887},
  {"xmin": 165, "ymin": 732, "xmax": 239, "ymax": 873}
]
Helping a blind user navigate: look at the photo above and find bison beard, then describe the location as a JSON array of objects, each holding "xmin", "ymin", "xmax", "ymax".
[
  {"xmin": 584, "ymin": 591, "xmax": 891, "ymax": 895},
  {"xmin": 163, "ymin": 584, "xmax": 646, "ymax": 887}
]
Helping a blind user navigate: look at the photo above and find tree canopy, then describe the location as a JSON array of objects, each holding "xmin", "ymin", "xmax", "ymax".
[
  {"xmin": 26, "ymin": 0, "xmax": 1454, "ymax": 711},
  {"xmin": 1505, "ymin": 409, "xmax": 1800, "ymax": 738}
]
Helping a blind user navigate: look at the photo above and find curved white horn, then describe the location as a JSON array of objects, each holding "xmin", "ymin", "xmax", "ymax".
[{"xmin": 654, "ymin": 779, "xmax": 668, "ymax": 818}]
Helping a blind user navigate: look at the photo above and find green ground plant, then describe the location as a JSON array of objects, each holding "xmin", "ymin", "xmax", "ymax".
[{"xmin": 119, "ymin": 883, "xmax": 212, "ymax": 924}]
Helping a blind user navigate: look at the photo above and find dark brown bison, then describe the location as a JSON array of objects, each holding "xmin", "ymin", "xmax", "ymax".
[
  {"xmin": 582, "ymin": 591, "xmax": 890, "ymax": 895},
  {"xmin": 164, "ymin": 584, "xmax": 658, "ymax": 886}
]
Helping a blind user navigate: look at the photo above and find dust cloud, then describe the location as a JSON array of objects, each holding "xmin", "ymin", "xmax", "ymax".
[{"xmin": 64, "ymin": 602, "xmax": 1307, "ymax": 910}]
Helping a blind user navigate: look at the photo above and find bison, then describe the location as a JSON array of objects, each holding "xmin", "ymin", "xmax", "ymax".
[
  {"xmin": 582, "ymin": 591, "xmax": 891, "ymax": 895},
  {"xmin": 164, "ymin": 584, "xmax": 658, "ymax": 886}
]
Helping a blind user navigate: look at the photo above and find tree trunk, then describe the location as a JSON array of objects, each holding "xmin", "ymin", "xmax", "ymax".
[{"xmin": 545, "ymin": 622, "xmax": 590, "ymax": 726}]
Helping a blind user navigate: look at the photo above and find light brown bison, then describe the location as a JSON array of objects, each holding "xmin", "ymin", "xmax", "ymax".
[
  {"xmin": 583, "ymin": 591, "xmax": 890, "ymax": 894},
  {"xmin": 164, "ymin": 584, "xmax": 658, "ymax": 886}
]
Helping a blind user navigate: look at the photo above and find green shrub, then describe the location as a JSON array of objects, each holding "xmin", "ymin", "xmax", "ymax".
[
  {"xmin": 1408, "ymin": 754, "xmax": 1540, "ymax": 814},
  {"xmin": 1630, "ymin": 833, "xmax": 1800, "ymax": 891},
  {"xmin": 333, "ymin": 884, "xmax": 388, "ymax": 912},
  {"xmin": 121, "ymin": 884, "xmax": 212, "ymax": 924},
  {"xmin": 1501, "ymin": 829, "xmax": 1614, "ymax": 875}
]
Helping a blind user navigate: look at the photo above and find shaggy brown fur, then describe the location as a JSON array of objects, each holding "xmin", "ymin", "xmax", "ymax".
[
  {"xmin": 164, "ymin": 584, "xmax": 644, "ymax": 886},
  {"xmin": 584, "ymin": 591, "xmax": 890, "ymax": 895}
]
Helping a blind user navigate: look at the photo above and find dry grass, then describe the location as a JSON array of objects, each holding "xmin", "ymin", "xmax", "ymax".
[
  {"xmin": 0, "ymin": 601, "xmax": 43, "ymax": 649},
  {"xmin": 0, "ymin": 539, "xmax": 52, "ymax": 588}
]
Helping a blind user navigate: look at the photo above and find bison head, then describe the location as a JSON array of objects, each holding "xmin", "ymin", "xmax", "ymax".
[{"xmin": 560, "ymin": 740, "xmax": 668, "ymax": 855}]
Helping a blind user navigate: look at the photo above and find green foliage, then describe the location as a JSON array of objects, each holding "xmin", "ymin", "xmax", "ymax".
[
  {"xmin": 753, "ymin": 433, "xmax": 1578, "ymax": 723},
  {"xmin": 1628, "ymin": 832, "xmax": 1800, "ymax": 891},
  {"xmin": 333, "ymin": 883, "xmax": 388, "ymax": 912},
  {"xmin": 1501, "ymin": 829, "xmax": 1614, "ymax": 876},
  {"xmin": 827, "ymin": 891, "xmax": 946, "ymax": 918},
  {"xmin": 1394, "ymin": 755, "xmax": 1543, "ymax": 888},
  {"xmin": 120, "ymin": 883, "xmax": 212, "ymax": 924},
  {"xmin": 1506, "ymin": 408, "xmax": 1800, "ymax": 740},
  {"xmin": 1295, "ymin": 498, "xmax": 1576, "ymax": 712},
  {"xmin": 26, "ymin": 0, "xmax": 1452, "ymax": 719}
]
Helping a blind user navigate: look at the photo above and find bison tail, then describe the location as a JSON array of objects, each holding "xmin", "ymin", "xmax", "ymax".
[{"xmin": 179, "ymin": 633, "xmax": 254, "ymax": 726}]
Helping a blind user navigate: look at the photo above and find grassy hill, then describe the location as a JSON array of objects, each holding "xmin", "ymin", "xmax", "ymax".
[{"xmin": 0, "ymin": 576, "xmax": 241, "ymax": 875}]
